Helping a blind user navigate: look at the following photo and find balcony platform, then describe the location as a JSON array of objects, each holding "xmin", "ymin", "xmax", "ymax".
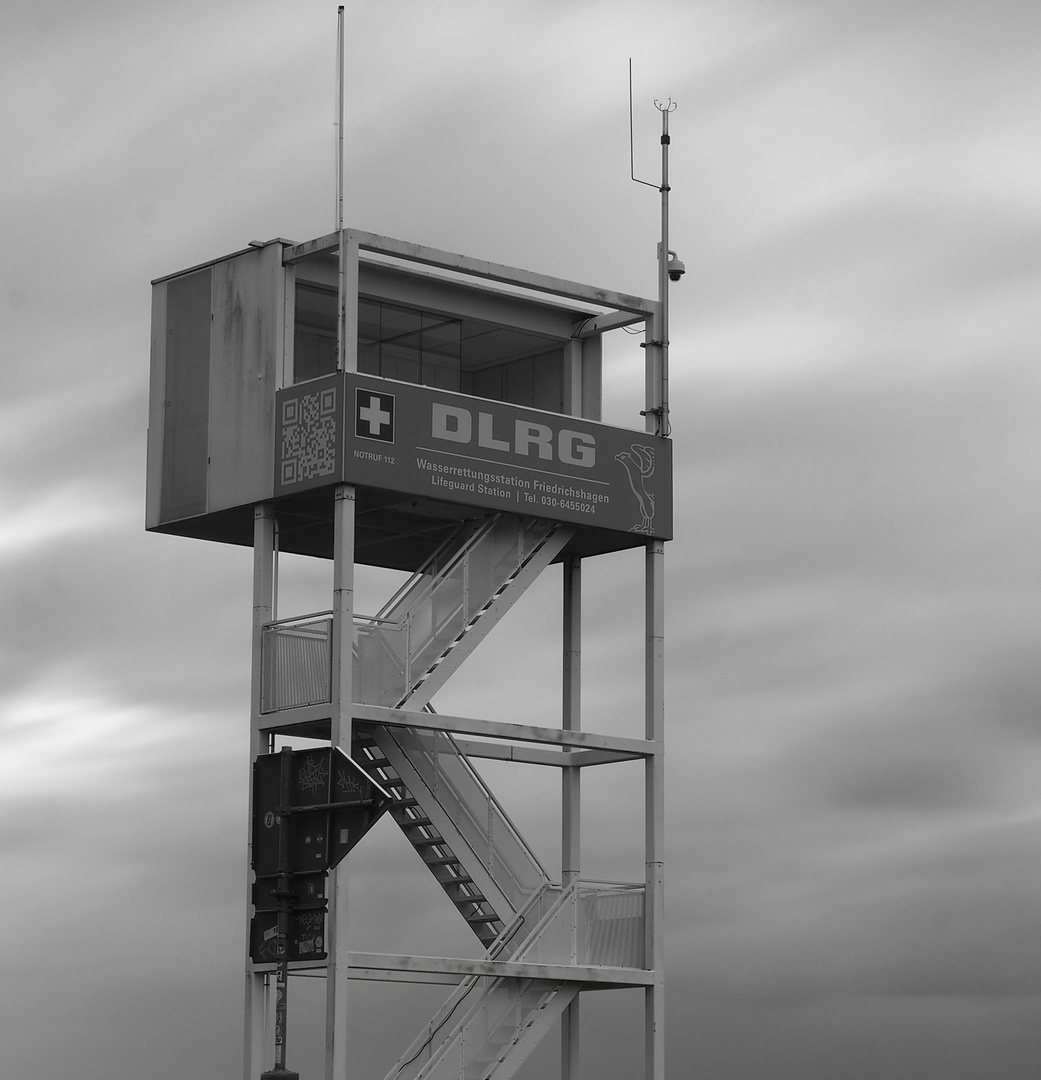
[{"xmin": 151, "ymin": 485, "xmax": 658, "ymax": 569}]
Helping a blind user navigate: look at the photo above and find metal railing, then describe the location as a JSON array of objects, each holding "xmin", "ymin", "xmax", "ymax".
[
  {"xmin": 260, "ymin": 625, "xmax": 551, "ymax": 917},
  {"xmin": 260, "ymin": 515, "xmax": 558, "ymax": 713},
  {"xmin": 378, "ymin": 725, "xmax": 549, "ymax": 915},
  {"xmin": 383, "ymin": 881, "xmax": 646, "ymax": 1080},
  {"xmin": 260, "ymin": 613, "xmax": 333, "ymax": 713},
  {"xmin": 500, "ymin": 880, "xmax": 646, "ymax": 969},
  {"xmin": 259, "ymin": 612, "xmax": 407, "ymax": 712},
  {"xmin": 576, "ymin": 882, "xmax": 646, "ymax": 968},
  {"xmin": 368, "ymin": 514, "xmax": 556, "ymax": 706}
]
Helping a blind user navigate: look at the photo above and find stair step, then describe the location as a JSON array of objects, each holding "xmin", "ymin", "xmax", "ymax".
[
  {"xmin": 425, "ymin": 855, "xmax": 463, "ymax": 866},
  {"xmin": 411, "ymin": 836, "xmax": 447, "ymax": 847},
  {"xmin": 465, "ymin": 913, "xmax": 501, "ymax": 924}
]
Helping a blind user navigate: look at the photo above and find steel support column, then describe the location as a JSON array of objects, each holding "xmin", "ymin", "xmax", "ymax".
[
  {"xmin": 645, "ymin": 538, "xmax": 666, "ymax": 1080},
  {"xmin": 245, "ymin": 504, "xmax": 276, "ymax": 1080},
  {"xmin": 561, "ymin": 556, "xmax": 582, "ymax": 1080},
  {"xmin": 326, "ymin": 483, "xmax": 356, "ymax": 1080}
]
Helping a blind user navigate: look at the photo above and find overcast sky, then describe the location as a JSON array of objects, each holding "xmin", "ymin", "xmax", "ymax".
[{"xmin": 2, "ymin": 1, "xmax": 1040, "ymax": 1078}]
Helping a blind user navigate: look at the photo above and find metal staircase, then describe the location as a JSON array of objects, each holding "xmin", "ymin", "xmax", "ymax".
[
  {"xmin": 355, "ymin": 513, "xmax": 573, "ymax": 710},
  {"xmin": 351, "ymin": 514, "xmax": 586, "ymax": 1080},
  {"xmin": 265, "ymin": 513, "xmax": 603, "ymax": 1076},
  {"xmin": 382, "ymin": 887, "xmax": 585, "ymax": 1080},
  {"xmin": 262, "ymin": 514, "xmax": 573, "ymax": 716},
  {"xmin": 352, "ymin": 723, "xmax": 543, "ymax": 947},
  {"xmin": 347, "ymin": 514, "xmax": 571, "ymax": 944}
]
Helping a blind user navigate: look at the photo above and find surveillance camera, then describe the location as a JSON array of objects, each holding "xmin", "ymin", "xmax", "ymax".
[{"xmin": 666, "ymin": 254, "xmax": 685, "ymax": 282}]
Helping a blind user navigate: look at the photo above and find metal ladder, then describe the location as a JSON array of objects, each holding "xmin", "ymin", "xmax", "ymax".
[{"xmin": 353, "ymin": 725, "xmax": 510, "ymax": 947}]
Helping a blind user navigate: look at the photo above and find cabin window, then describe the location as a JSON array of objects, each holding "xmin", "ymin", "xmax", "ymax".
[
  {"xmin": 293, "ymin": 285, "xmax": 566, "ymax": 413},
  {"xmin": 293, "ymin": 283, "xmax": 338, "ymax": 383}
]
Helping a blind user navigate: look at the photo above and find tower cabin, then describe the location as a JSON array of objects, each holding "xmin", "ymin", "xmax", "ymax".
[{"xmin": 147, "ymin": 230, "xmax": 671, "ymax": 569}]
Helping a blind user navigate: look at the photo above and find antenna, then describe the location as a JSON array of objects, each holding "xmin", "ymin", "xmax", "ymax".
[
  {"xmin": 629, "ymin": 59, "xmax": 658, "ymax": 190},
  {"xmin": 336, "ymin": 5, "xmax": 346, "ymax": 372}
]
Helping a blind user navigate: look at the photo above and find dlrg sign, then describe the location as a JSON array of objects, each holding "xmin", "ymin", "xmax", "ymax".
[
  {"xmin": 274, "ymin": 373, "xmax": 673, "ymax": 540},
  {"xmin": 430, "ymin": 403, "xmax": 597, "ymax": 467}
]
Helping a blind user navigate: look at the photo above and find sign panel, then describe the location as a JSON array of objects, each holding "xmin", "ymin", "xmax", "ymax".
[
  {"xmin": 275, "ymin": 374, "xmax": 672, "ymax": 538},
  {"xmin": 251, "ymin": 748, "xmax": 391, "ymax": 877},
  {"xmin": 253, "ymin": 871, "xmax": 327, "ymax": 913},
  {"xmin": 249, "ymin": 908, "xmax": 327, "ymax": 964},
  {"xmin": 251, "ymin": 753, "xmax": 283, "ymax": 878}
]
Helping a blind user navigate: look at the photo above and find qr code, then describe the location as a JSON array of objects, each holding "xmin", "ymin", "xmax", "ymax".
[{"xmin": 279, "ymin": 387, "xmax": 338, "ymax": 487}]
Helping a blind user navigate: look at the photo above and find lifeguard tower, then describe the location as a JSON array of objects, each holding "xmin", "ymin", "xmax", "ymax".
[{"xmin": 147, "ymin": 227, "xmax": 673, "ymax": 1080}]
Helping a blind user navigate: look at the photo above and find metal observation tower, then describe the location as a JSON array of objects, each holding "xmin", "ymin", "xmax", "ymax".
[{"xmin": 147, "ymin": 221, "xmax": 676, "ymax": 1079}]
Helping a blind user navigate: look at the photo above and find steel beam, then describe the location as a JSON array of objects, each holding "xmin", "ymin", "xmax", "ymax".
[
  {"xmin": 344, "ymin": 952, "xmax": 655, "ymax": 987},
  {"xmin": 281, "ymin": 229, "xmax": 658, "ymax": 318},
  {"xmin": 352, "ymin": 702, "xmax": 657, "ymax": 757}
]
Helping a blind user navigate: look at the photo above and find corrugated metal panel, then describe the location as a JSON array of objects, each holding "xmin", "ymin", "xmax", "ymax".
[
  {"xmin": 207, "ymin": 245, "xmax": 281, "ymax": 513},
  {"xmin": 145, "ymin": 283, "xmax": 168, "ymax": 529},
  {"xmin": 160, "ymin": 267, "xmax": 211, "ymax": 522},
  {"xmin": 579, "ymin": 887, "xmax": 645, "ymax": 968},
  {"xmin": 261, "ymin": 619, "xmax": 332, "ymax": 712}
]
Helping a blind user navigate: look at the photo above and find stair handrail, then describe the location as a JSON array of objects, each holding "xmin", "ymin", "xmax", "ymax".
[
  {"xmin": 495, "ymin": 880, "xmax": 579, "ymax": 967},
  {"xmin": 375, "ymin": 516, "xmax": 499, "ymax": 625},
  {"xmin": 261, "ymin": 515, "xmax": 563, "ymax": 713},
  {"xmin": 378, "ymin": 513, "xmax": 558, "ymax": 631},
  {"xmin": 482, "ymin": 881, "xmax": 564, "ymax": 962},
  {"xmin": 261, "ymin": 518, "xmax": 499, "ymax": 640},
  {"xmin": 263, "ymin": 609, "xmax": 333, "ymax": 627},
  {"xmin": 380, "ymin": 721, "xmax": 550, "ymax": 908},
  {"xmin": 436, "ymin": 726, "xmax": 551, "ymax": 891},
  {"xmin": 383, "ymin": 883, "xmax": 572, "ymax": 1080}
]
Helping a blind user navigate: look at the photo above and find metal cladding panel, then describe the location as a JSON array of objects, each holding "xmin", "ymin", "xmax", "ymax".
[
  {"xmin": 579, "ymin": 888, "xmax": 646, "ymax": 968},
  {"xmin": 159, "ymin": 268, "xmax": 212, "ymax": 522},
  {"xmin": 274, "ymin": 373, "xmax": 673, "ymax": 539},
  {"xmin": 206, "ymin": 247, "xmax": 281, "ymax": 513},
  {"xmin": 579, "ymin": 335, "xmax": 602, "ymax": 421},
  {"xmin": 145, "ymin": 283, "xmax": 167, "ymax": 529}
]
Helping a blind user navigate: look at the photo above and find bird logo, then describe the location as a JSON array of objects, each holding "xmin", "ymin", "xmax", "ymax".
[{"xmin": 615, "ymin": 444, "xmax": 656, "ymax": 533}]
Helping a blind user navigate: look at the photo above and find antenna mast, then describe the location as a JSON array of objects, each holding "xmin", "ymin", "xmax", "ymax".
[
  {"xmin": 630, "ymin": 61, "xmax": 680, "ymax": 437},
  {"xmin": 655, "ymin": 96, "xmax": 676, "ymax": 437},
  {"xmin": 336, "ymin": 5, "xmax": 346, "ymax": 372}
]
